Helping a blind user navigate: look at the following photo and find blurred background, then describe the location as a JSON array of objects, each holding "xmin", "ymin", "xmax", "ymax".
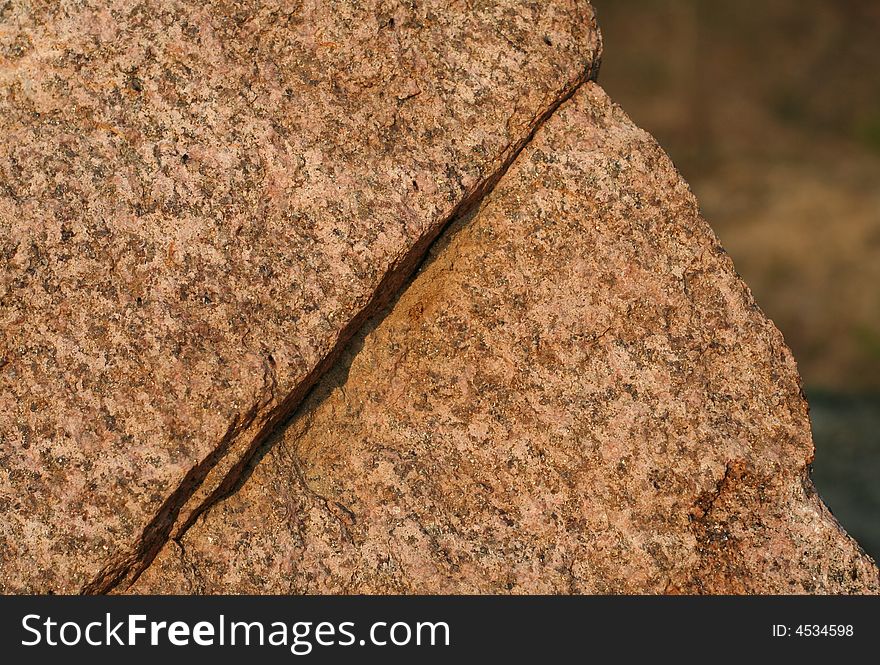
[{"xmin": 591, "ymin": 0, "xmax": 879, "ymax": 558}]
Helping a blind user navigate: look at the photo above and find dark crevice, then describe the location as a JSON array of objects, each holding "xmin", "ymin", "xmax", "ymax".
[{"xmin": 81, "ymin": 410, "xmax": 259, "ymax": 594}]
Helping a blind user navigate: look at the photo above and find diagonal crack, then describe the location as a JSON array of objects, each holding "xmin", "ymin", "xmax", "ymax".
[
  {"xmin": 81, "ymin": 410, "xmax": 259, "ymax": 594},
  {"xmin": 86, "ymin": 58, "xmax": 601, "ymax": 595}
]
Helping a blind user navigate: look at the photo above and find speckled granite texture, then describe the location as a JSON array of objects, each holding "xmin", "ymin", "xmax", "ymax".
[
  {"xmin": 0, "ymin": 0, "xmax": 601, "ymax": 593},
  {"xmin": 130, "ymin": 83, "xmax": 879, "ymax": 594}
]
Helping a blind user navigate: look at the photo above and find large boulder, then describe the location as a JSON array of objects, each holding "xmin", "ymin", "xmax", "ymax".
[
  {"xmin": 130, "ymin": 83, "xmax": 878, "ymax": 594},
  {"xmin": 0, "ymin": 0, "xmax": 600, "ymax": 593}
]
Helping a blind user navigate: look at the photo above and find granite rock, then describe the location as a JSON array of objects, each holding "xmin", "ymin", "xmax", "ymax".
[
  {"xmin": 130, "ymin": 83, "xmax": 879, "ymax": 594},
  {"xmin": 0, "ymin": 0, "xmax": 601, "ymax": 593}
]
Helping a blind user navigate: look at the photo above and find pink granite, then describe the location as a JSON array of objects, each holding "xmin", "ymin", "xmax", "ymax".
[{"xmin": 0, "ymin": 0, "xmax": 600, "ymax": 593}]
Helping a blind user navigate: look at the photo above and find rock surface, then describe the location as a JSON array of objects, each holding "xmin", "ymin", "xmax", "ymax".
[
  {"xmin": 0, "ymin": 0, "xmax": 601, "ymax": 593},
  {"xmin": 130, "ymin": 83, "xmax": 879, "ymax": 594}
]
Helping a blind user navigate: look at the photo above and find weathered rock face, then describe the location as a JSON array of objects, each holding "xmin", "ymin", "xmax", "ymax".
[
  {"xmin": 130, "ymin": 83, "xmax": 879, "ymax": 594},
  {"xmin": 0, "ymin": 0, "xmax": 601, "ymax": 593}
]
